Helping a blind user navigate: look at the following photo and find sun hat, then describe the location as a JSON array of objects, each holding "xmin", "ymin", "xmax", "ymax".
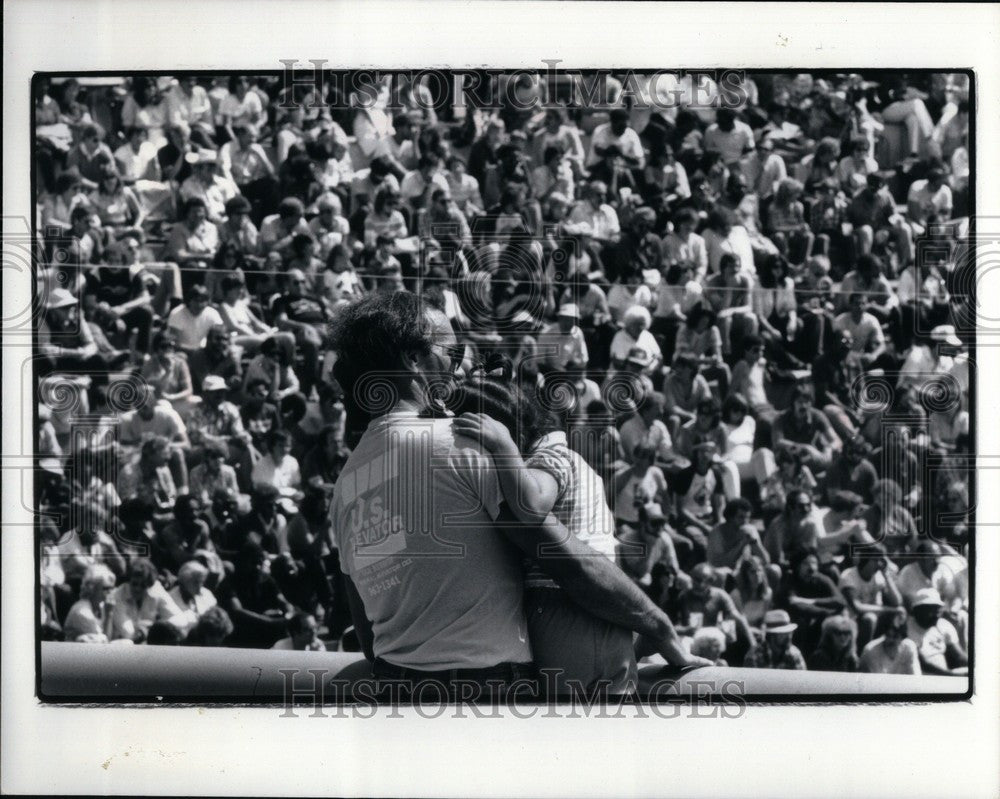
[{"xmin": 763, "ymin": 609, "xmax": 798, "ymax": 634}]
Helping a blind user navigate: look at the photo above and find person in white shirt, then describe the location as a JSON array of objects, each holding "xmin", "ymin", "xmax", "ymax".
[
  {"xmin": 907, "ymin": 163, "xmax": 953, "ymax": 228},
  {"xmin": 896, "ymin": 541, "xmax": 966, "ymax": 610},
  {"xmin": 859, "ymin": 608, "xmax": 920, "ymax": 675},
  {"xmin": 169, "ymin": 560, "xmax": 218, "ymax": 637},
  {"xmin": 833, "ymin": 293, "xmax": 886, "ymax": 369},
  {"xmin": 906, "ymin": 588, "xmax": 967, "ymax": 676},
  {"xmin": 609, "ymin": 306, "xmax": 662, "ymax": 374},
  {"xmin": 703, "ymin": 109, "xmax": 755, "ymax": 167},
  {"xmin": 251, "ymin": 429, "xmax": 302, "ymax": 497},
  {"xmin": 400, "ymin": 153, "xmax": 450, "ymax": 212},
  {"xmin": 537, "ymin": 304, "xmax": 589, "ymax": 372},
  {"xmin": 838, "ymin": 544, "xmax": 903, "ymax": 647},
  {"xmin": 567, "ymin": 181, "xmax": 621, "ymax": 244},
  {"xmin": 167, "ymin": 284, "xmax": 224, "ymax": 351},
  {"xmin": 587, "ymin": 108, "xmax": 645, "ymax": 170}
]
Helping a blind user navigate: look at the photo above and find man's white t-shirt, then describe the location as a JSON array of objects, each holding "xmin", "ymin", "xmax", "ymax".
[
  {"xmin": 839, "ymin": 566, "xmax": 888, "ymax": 606},
  {"xmin": 331, "ymin": 411, "xmax": 531, "ymax": 670},
  {"xmin": 167, "ymin": 304, "xmax": 225, "ymax": 350}
]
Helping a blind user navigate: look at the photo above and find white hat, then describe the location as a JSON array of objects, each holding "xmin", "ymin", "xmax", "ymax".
[
  {"xmin": 763, "ymin": 609, "xmax": 798, "ymax": 635},
  {"xmin": 557, "ymin": 303, "xmax": 580, "ymax": 319},
  {"xmin": 930, "ymin": 325, "xmax": 962, "ymax": 348},
  {"xmin": 911, "ymin": 588, "xmax": 945, "ymax": 609},
  {"xmin": 46, "ymin": 287, "xmax": 77, "ymax": 310},
  {"xmin": 185, "ymin": 149, "xmax": 218, "ymax": 166},
  {"xmin": 201, "ymin": 375, "xmax": 228, "ymax": 392}
]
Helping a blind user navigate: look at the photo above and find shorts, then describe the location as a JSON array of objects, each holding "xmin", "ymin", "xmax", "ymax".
[{"xmin": 525, "ymin": 586, "xmax": 638, "ymax": 699}]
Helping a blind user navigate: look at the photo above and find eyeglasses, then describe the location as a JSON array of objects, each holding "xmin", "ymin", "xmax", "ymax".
[{"xmin": 433, "ymin": 342, "xmax": 466, "ymax": 373}]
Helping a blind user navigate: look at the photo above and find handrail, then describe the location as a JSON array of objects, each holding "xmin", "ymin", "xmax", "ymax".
[{"xmin": 40, "ymin": 642, "xmax": 967, "ymax": 701}]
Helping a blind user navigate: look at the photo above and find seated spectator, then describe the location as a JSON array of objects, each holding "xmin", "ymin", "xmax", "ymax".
[
  {"xmin": 609, "ymin": 306, "xmax": 661, "ymax": 374},
  {"xmin": 63, "ymin": 564, "xmax": 117, "ymax": 643},
  {"xmin": 178, "ymin": 152, "xmax": 233, "ymax": 225},
  {"xmin": 619, "ymin": 391, "xmax": 674, "ymax": 466},
  {"xmin": 217, "ymin": 541, "xmax": 293, "ymax": 648},
  {"xmin": 781, "ymin": 548, "xmax": 846, "ymax": 653},
  {"xmin": 906, "ymin": 588, "xmax": 968, "ymax": 676},
  {"xmin": 808, "ymin": 614, "xmax": 860, "ymax": 672},
  {"xmin": 859, "ymin": 609, "xmax": 921, "ymax": 675},
  {"xmin": 271, "ymin": 611, "xmax": 326, "ymax": 651},
  {"xmin": 839, "ymin": 544, "xmax": 904, "ymax": 647},
  {"xmin": 251, "ymin": 429, "xmax": 302, "ymax": 499},
  {"xmin": 141, "ymin": 331, "xmax": 195, "ymax": 416},
  {"xmin": 109, "ymin": 558, "xmax": 186, "ymax": 643},
  {"xmin": 729, "ymin": 555, "xmax": 774, "ymax": 628},
  {"xmin": 184, "ymin": 605, "xmax": 235, "ymax": 647},
  {"xmin": 676, "ymin": 563, "xmax": 754, "ymax": 647},
  {"xmin": 690, "ymin": 626, "xmax": 729, "ymax": 667},
  {"xmin": 189, "ymin": 440, "xmax": 242, "ymax": 506},
  {"xmin": 537, "ymin": 303, "xmax": 588, "ymax": 373},
  {"xmin": 187, "ymin": 324, "xmax": 243, "ymax": 396},
  {"xmin": 662, "ymin": 353, "xmax": 712, "ymax": 433},
  {"xmin": 167, "ymin": 284, "xmax": 225, "ymax": 352},
  {"xmin": 169, "ymin": 559, "xmax": 219, "ymax": 637},
  {"xmin": 707, "ymin": 498, "xmax": 771, "ymax": 577},
  {"xmin": 670, "ymin": 441, "xmax": 728, "ymax": 564},
  {"xmin": 743, "ymin": 610, "xmax": 806, "ymax": 670},
  {"xmin": 772, "ymin": 384, "xmax": 841, "ymax": 473},
  {"xmin": 157, "ymin": 495, "xmax": 214, "ymax": 574},
  {"xmin": 705, "ymin": 253, "xmax": 756, "ymax": 356}
]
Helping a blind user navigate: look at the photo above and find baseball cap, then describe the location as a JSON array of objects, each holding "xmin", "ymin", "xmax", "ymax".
[
  {"xmin": 557, "ymin": 303, "xmax": 580, "ymax": 319},
  {"xmin": 911, "ymin": 588, "xmax": 945, "ymax": 609}
]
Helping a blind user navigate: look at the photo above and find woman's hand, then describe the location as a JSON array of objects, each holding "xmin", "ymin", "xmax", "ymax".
[{"xmin": 451, "ymin": 412, "xmax": 516, "ymax": 454}]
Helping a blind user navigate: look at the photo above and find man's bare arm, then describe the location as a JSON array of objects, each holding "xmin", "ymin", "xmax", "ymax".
[{"xmin": 495, "ymin": 505, "xmax": 704, "ymax": 667}]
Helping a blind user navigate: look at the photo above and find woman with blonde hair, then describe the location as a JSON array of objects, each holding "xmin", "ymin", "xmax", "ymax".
[
  {"xmin": 63, "ymin": 564, "xmax": 117, "ymax": 643},
  {"xmin": 730, "ymin": 555, "xmax": 774, "ymax": 628},
  {"xmin": 808, "ymin": 613, "xmax": 859, "ymax": 672}
]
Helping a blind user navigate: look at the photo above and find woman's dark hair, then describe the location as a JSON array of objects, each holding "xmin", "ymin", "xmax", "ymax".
[
  {"xmin": 280, "ymin": 392, "xmax": 308, "ymax": 424},
  {"xmin": 189, "ymin": 606, "xmax": 234, "ymax": 645},
  {"xmin": 147, "ymin": 621, "xmax": 183, "ymax": 645},
  {"xmin": 723, "ymin": 497, "xmax": 753, "ymax": 521},
  {"xmin": 373, "ymin": 184, "xmax": 400, "ymax": 214},
  {"xmin": 721, "ymin": 391, "xmax": 750, "ymax": 421},
  {"xmin": 706, "ymin": 207, "xmax": 735, "ymax": 233},
  {"xmin": 214, "ymin": 241, "xmax": 245, "ymax": 272},
  {"xmin": 184, "ymin": 196, "xmax": 208, "ymax": 218},
  {"xmin": 326, "ymin": 243, "xmax": 352, "ymax": 270},
  {"xmin": 128, "ymin": 557, "xmax": 158, "ymax": 589},
  {"xmin": 448, "ymin": 375, "xmax": 543, "ymax": 454},
  {"xmin": 672, "ymin": 207, "xmax": 699, "ymax": 228},
  {"xmin": 685, "ymin": 305, "xmax": 717, "ymax": 330}
]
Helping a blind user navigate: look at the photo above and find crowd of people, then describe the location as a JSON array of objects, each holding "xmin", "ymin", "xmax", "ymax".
[{"xmin": 35, "ymin": 70, "xmax": 971, "ymax": 684}]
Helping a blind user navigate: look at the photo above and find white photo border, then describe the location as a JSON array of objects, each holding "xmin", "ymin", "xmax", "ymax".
[{"xmin": 4, "ymin": 2, "xmax": 999, "ymax": 797}]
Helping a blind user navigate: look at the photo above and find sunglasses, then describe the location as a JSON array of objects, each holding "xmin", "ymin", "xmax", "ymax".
[{"xmin": 436, "ymin": 343, "xmax": 466, "ymax": 373}]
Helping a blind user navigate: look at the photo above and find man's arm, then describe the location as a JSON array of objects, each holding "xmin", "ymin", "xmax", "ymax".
[
  {"xmin": 495, "ymin": 505, "xmax": 706, "ymax": 667},
  {"xmin": 343, "ymin": 575, "xmax": 375, "ymax": 662}
]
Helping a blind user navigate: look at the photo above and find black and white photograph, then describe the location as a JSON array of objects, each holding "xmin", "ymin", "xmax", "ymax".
[{"xmin": 4, "ymin": 3, "xmax": 999, "ymax": 797}]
